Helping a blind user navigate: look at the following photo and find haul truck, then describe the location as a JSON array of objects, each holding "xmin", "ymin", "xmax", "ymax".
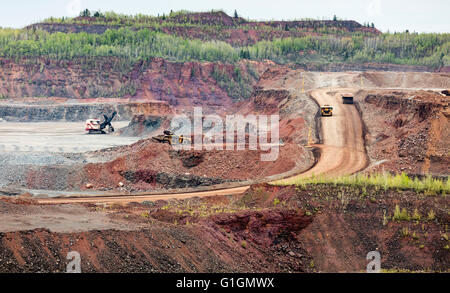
[
  {"xmin": 342, "ymin": 94, "xmax": 354, "ymax": 104},
  {"xmin": 320, "ymin": 105, "xmax": 333, "ymax": 116}
]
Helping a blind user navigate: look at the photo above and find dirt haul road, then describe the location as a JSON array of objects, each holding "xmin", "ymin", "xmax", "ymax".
[
  {"xmin": 37, "ymin": 88, "xmax": 367, "ymax": 204},
  {"xmin": 279, "ymin": 88, "xmax": 367, "ymax": 183}
]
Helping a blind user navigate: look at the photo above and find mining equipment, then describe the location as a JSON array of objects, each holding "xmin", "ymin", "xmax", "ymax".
[
  {"xmin": 342, "ymin": 94, "xmax": 354, "ymax": 104},
  {"xmin": 152, "ymin": 130, "xmax": 191, "ymax": 145},
  {"xmin": 320, "ymin": 105, "xmax": 333, "ymax": 116},
  {"xmin": 85, "ymin": 111, "xmax": 117, "ymax": 134}
]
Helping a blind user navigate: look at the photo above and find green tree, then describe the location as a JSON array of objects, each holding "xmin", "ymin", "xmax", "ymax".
[
  {"xmin": 80, "ymin": 9, "xmax": 91, "ymax": 17},
  {"xmin": 0, "ymin": 25, "xmax": 447, "ymax": 69},
  {"xmin": 234, "ymin": 10, "xmax": 238, "ymax": 18},
  {"xmin": 93, "ymin": 11, "xmax": 104, "ymax": 18}
]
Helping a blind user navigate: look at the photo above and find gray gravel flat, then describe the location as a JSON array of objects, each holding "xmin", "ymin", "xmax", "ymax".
[
  {"xmin": 0, "ymin": 121, "xmax": 139, "ymax": 153},
  {"xmin": 0, "ymin": 121, "xmax": 142, "ymax": 189}
]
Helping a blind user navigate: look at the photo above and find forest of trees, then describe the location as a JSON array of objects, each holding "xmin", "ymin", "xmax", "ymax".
[
  {"xmin": 247, "ymin": 33, "xmax": 449, "ymax": 67},
  {"xmin": 0, "ymin": 27, "xmax": 448, "ymax": 68}
]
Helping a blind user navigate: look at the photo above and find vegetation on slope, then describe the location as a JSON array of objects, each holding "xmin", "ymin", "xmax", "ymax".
[
  {"xmin": 0, "ymin": 28, "xmax": 238, "ymax": 63},
  {"xmin": 41, "ymin": 10, "xmax": 378, "ymax": 36},
  {"xmin": 0, "ymin": 26, "xmax": 448, "ymax": 68},
  {"xmin": 275, "ymin": 173, "xmax": 449, "ymax": 196}
]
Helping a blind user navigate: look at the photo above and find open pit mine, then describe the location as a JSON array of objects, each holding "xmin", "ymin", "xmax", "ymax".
[{"xmin": 0, "ymin": 9, "xmax": 448, "ymax": 275}]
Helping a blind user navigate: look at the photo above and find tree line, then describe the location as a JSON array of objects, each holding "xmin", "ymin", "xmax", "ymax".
[{"xmin": 0, "ymin": 27, "xmax": 448, "ymax": 68}]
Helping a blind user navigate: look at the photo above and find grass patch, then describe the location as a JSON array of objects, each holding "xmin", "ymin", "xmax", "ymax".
[{"xmin": 274, "ymin": 172, "xmax": 449, "ymax": 196}]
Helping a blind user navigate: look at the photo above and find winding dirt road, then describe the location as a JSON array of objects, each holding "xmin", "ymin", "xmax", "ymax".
[
  {"xmin": 279, "ymin": 88, "xmax": 367, "ymax": 183},
  {"xmin": 36, "ymin": 88, "xmax": 367, "ymax": 204}
]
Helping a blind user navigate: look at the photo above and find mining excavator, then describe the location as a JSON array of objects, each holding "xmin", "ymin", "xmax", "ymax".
[
  {"xmin": 152, "ymin": 130, "xmax": 190, "ymax": 145},
  {"xmin": 85, "ymin": 111, "xmax": 117, "ymax": 134}
]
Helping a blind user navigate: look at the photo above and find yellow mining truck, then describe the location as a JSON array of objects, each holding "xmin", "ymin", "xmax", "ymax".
[
  {"xmin": 320, "ymin": 105, "xmax": 333, "ymax": 116},
  {"xmin": 152, "ymin": 130, "xmax": 190, "ymax": 145}
]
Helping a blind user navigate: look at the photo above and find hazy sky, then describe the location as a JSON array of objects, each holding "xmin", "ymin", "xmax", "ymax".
[{"xmin": 0, "ymin": 0, "xmax": 448, "ymax": 33}]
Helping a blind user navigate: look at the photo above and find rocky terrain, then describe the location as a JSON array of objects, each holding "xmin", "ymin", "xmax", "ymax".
[
  {"xmin": 0, "ymin": 9, "xmax": 448, "ymax": 274},
  {"xmin": 0, "ymin": 57, "xmax": 267, "ymax": 113},
  {"xmin": 357, "ymin": 89, "xmax": 449, "ymax": 175},
  {"xmin": 0, "ymin": 183, "xmax": 447, "ymax": 273},
  {"xmin": 1, "ymin": 70, "xmax": 449, "ymax": 193},
  {"xmin": 0, "ymin": 65, "xmax": 321, "ymax": 193},
  {"xmin": 0, "ymin": 100, "xmax": 173, "ymax": 122}
]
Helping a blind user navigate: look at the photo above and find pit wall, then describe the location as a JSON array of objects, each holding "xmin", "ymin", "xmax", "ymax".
[
  {"xmin": 0, "ymin": 101, "xmax": 172, "ymax": 122},
  {"xmin": 355, "ymin": 89, "xmax": 449, "ymax": 175},
  {"xmin": 0, "ymin": 57, "xmax": 267, "ymax": 111}
]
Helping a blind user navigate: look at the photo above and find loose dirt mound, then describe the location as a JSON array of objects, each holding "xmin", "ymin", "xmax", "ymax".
[{"xmin": 75, "ymin": 138, "xmax": 308, "ymax": 191}]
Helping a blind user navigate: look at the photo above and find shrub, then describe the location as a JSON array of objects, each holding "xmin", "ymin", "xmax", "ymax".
[
  {"xmin": 273, "ymin": 198, "xmax": 280, "ymax": 206},
  {"xmin": 412, "ymin": 208, "xmax": 421, "ymax": 221},
  {"xmin": 401, "ymin": 227, "xmax": 410, "ymax": 237},
  {"xmin": 427, "ymin": 209, "xmax": 436, "ymax": 221},
  {"xmin": 393, "ymin": 205, "xmax": 410, "ymax": 221}
]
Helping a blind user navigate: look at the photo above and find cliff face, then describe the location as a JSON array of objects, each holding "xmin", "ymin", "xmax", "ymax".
[
  {"xmin": 357, "ymin": 90, "xmax": 450, "ymax": 175},
  {"xmin": 130, "ymin": 58, "xmax": 267, "ymax": 111},
  {"xmin": 0, "ymin": 101, "xmax": 173, "ymax": 122},
  {"xmin": 0, "ymin": 58, "xmax": 267, "ymax": 112},
  {"xmin": 0, "ymin": 58, "xmax": 130, "ymax": 99}
]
